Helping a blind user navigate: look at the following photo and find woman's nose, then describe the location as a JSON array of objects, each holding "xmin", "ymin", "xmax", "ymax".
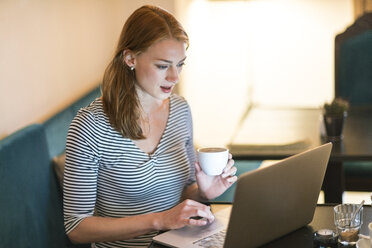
[{"xmin": 166, "ymin": 66, "xmax": 179, "ymax": 83}]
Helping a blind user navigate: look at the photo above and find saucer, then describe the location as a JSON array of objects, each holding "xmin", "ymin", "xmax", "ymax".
[{"xmin": 356, "ymin": 238, "xmax": 370, "ymax": 248}]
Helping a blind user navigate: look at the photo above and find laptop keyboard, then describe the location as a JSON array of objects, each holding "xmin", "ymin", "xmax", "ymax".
[{"xmin": 193, "ymin": 229, "xmax": 226, "ymax": 248}]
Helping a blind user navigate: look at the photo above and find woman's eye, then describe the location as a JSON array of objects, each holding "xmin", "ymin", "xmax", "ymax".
[
  {"xmin": 156, "ymin": 65, "xmax": 168, "ymax": 70},
  {"xmin": 177, "ymin": 62, "xmax": 185, "ymax": 68}
]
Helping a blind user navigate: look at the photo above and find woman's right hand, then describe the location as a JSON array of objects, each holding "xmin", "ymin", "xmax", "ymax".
[{"xmin": 156, "ymin": 199, "xmax": 215, "ymax": 230}]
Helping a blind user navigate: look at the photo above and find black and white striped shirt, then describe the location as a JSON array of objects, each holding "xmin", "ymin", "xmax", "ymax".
[{"xmin": 64, "ymin": 94, "xmax": 196, "ymax": 248}]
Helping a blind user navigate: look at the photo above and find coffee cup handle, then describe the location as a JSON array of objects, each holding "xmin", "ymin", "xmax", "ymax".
[{"xmin": 358, "ymin": 234, "xmax": 370, "ymax": 239}]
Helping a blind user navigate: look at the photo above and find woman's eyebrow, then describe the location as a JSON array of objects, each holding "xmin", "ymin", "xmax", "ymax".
[
  {"xmin": 155, "ymin": 57, "xmax": 187, "ymax": 64},
  {"xmin": 179, "ymin": 57, "xmax": 187, "ymax": 63}
]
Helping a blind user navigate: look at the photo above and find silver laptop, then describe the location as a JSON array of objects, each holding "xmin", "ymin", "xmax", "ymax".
[{"xmin": 153, "ymin": 143, "xmax": 332, "ymax": 248}]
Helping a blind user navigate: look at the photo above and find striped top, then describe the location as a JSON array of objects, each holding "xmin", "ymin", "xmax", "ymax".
[{"xmin": 63, "ymin": 94, "xmax": 196, "ymax": 248}]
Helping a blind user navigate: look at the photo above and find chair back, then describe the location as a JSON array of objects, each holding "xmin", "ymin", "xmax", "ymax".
[{"xmin": 335, "ymin": 12, "xmax": 372, "ymax": 105}]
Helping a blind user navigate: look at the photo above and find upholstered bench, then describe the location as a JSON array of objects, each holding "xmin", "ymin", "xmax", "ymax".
[
  {"xmin": 0, "ymin": 86, "xmax": 100, "ymax": 248},
  {"xmin": 0, "ymin": 124, "xmax": 66, "ymax": 247}
]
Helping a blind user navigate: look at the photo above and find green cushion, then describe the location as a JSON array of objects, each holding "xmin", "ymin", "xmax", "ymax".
[
  {"xmin": 71, "ymin": 85, "xmax": 101, "ymax": 114},
  {"xmin": 0, "ymin": 124, "xmax": 65, "ymax": 247},
  {"xmin": 344, "ymin": 161, "xmax": 372, "ymax": 177},
  {"xmin": 210, "ymin": 160, "xmax": 262, "ymax": 203},
  {"xmin": 44, "ymin": 86, "xmax": 101, "ymax": 159},
  {"xmin": 338, "ymin": 30, "xmax": 372, "ymax": 187},
  {"xmin": 338, "ymin": 30, "xmax": 372, "ymax": 105},
  {"xmin": 44, "ymin": 109, "xmax": 75, "ymax": 159}
]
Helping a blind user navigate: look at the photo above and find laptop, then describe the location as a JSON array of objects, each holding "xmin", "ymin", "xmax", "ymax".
[{"xmin": 152, "ymin": 143, "xmax": 332, "ymax": 248}]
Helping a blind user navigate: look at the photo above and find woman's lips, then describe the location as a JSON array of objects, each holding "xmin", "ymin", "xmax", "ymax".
[{"xmin": 160, "ymin": 85, "xmax": 173, "ymax": 93}]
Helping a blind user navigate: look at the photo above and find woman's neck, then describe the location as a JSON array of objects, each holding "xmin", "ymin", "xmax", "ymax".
[{"xmin": 136, "ymin": 86, "xmax": 169, "ymax": 115}]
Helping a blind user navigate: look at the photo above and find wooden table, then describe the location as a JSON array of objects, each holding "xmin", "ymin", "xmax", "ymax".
[
  {"xmin": 150, "ymin": 204, "xmax": 372, "ymax": 247},
  {"xmin": 228, "ymin": 106, "xmax": 372, "ymax": 203}
]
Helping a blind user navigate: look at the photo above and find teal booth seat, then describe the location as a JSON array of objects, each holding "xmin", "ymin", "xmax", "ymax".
[
  {"xmin": 44, "ymin": 86, "xmax": 101, "ymax": 160},
  {"xmin": 335, "ymin": 12, "xmax": 372, "ymax": 191},
  {"xmin": 210, "ymin": 160, "xmax": 262, "ymax": 203},
  {"xmin": 0, "ymin": 124, "xmax": 65, "ymax": 247},
  {"xmin": 0, "ymin": 86, "xmax": 100, "ymax": 247},
  {"xmin": 338, "ymin": 30, "xmax": 372, "ymax": 105},
  {"xmin": 344, "ymin": 161, "xmax": 372, "ymax": 191}
]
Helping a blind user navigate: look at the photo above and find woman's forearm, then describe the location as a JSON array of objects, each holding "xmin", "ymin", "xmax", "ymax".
[{"xmin": 68, "ymin": 212, "xmax": 163, "ymax": 244}]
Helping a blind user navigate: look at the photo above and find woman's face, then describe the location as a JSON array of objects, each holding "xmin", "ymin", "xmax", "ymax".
[{"xmin": 131, "ymin": 38, "xmax": 187, "ymax": 102}]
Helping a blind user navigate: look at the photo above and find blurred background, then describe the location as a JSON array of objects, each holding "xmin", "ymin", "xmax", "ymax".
[{"xmin": 1, "ymin": 0, "xmax": 370, "ymax": 145}]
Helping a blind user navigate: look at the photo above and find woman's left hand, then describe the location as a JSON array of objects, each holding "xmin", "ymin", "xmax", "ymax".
[{"xmin": 195, "ymin": 153, "xmax": 237, "ymax": 200}]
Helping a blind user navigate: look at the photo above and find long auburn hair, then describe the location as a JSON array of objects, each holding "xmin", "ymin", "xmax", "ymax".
[{"xmin": 102, "ymin": 5, "xmax": 189, "ymax": 140}]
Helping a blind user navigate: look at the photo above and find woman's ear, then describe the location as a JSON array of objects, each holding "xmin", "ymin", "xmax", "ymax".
[{"xmin": 123, "ymin": 49, "xmax": 136, "ymax": 68}]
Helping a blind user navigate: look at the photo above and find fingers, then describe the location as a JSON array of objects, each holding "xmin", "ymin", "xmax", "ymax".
[
  {"xmin": 225, "ymin": 154, "xmax": 234, "ymax": 170},
  {"xmin": 188, "ymin": 216, "xmax": 212, "ymax": 226},
  {"xmin": 194, "ymin": 162, "xmax": 202, "ymax": 173},
  {"xmin": 222, "ymin": 166, "xmax": 237, "ymax": 178},
  {"xmin": 187, "ymin": 211, "xmax": 215, "ymax": 226},
  {"xmin": 222, "ymin": 156, "xmax": 236, "ymax": 178},
  {"xmin": 181, "ymin": 199, "xmax": 215, "ymax": 226},
  {"xmin": 161, "ymin": 199, "xmax": 215, "ymax": 230},
  {"xmin": 226, "ymin": 175, "xmax": 238, "ymax": 184}
]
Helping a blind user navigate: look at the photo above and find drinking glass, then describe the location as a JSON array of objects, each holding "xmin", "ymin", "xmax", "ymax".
[{"xmin": 334, "ymin": 204, "xmax": 363, "ymax": 245}]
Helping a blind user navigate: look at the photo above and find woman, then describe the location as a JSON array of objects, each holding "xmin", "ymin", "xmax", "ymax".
[{"xmin": 63, "ymin": 5, "xmax": 237, "ymax": 248}]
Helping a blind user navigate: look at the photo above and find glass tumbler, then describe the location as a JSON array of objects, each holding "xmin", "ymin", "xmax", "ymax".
[{"xmin": 334, "ymin": 204, "xmax": 363, "ymax": 245}]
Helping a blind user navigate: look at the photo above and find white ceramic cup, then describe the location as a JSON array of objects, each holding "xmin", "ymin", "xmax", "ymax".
[{"xmin": 197, "ymin": 147, "xmax": 229, "ymax": 176}]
